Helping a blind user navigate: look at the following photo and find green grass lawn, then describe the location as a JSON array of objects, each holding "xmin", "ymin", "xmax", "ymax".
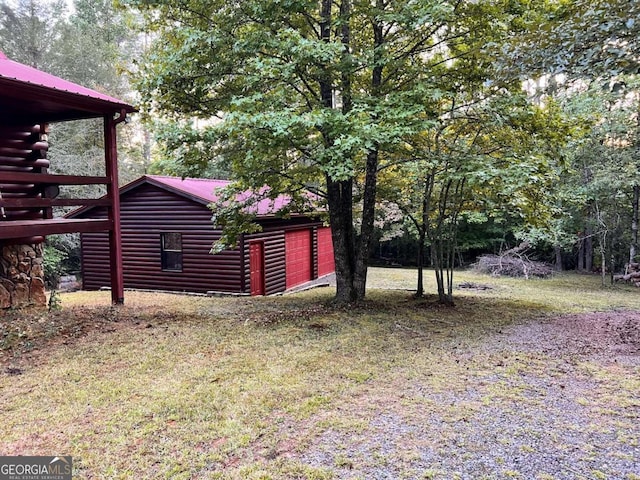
[{"xmin": 1, "ymin": 268, "xmax": 639, "ymax": 479}]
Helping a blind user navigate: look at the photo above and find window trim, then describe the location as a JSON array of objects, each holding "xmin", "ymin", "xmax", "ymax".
[{"xmin": 161, "ymin": 232, "xmax": 183, "ymax": 272}]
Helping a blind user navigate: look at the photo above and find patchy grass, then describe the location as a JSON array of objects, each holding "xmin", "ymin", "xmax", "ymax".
[
  {"xmin": 367, "ymin": 266, "xmax": 640, "ymax": 312},
  {"xmin": 1, "ymin": 268, "xmax": 639, "ymax": 479}
]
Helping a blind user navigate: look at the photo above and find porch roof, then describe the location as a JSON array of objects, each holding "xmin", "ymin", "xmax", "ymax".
[{"xmin": 0, "ymin": 51, "xmax": 135, "ymax": 124}]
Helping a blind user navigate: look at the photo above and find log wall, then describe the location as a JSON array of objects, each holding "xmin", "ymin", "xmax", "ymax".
[
  {"xmin": 0, "ymin": 125, "xmax": 48, "ymax": 307},
  {"xmin": 0, "ymin": 124, "xmax": 49, "ymax": 228},
  {"xmin": 79, "ymin": 183, "xmax": 242, "ymax": 293}
]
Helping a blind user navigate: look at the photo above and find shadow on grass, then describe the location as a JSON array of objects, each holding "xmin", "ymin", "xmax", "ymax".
[
  {"xmin": 0, "ymin": 288, "xmax": 554, "ymax": 365},
  {"xmin": 242, "ymin": 289, "xmax": 553, "ymax": 343}
]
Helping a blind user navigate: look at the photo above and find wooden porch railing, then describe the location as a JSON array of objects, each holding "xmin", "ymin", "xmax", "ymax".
[{"xmin": 0, "ymin": 172, "xmax": 114, "ymax": 239}]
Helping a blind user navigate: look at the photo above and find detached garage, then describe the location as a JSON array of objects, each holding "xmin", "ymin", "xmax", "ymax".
[{"xmin": 69, "ymin": 175, "xmax": 335, "ymax": 295}]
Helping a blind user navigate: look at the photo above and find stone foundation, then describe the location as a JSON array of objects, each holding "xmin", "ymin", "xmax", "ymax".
[{"xmin": 0, "ymin": 243, "xmax": 47, "ymax": 308}]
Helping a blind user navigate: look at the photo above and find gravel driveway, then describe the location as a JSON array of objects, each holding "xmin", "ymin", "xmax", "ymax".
[{"xmin": 299, "ymin": 311, "xmax": 640, "ymax": 480}]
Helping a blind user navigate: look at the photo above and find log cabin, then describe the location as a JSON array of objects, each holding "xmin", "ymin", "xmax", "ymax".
[{"xmin": 0, "ymin": 50, "xmax": 135, "ymax": 307}]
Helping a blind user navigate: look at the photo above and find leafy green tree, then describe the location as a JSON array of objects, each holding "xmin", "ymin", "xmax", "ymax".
[
  {"xmin": 497, "ymin": 0, "xmax": 640, "ymax": 274},
  {"xmin": 385, "ymin": 91, "xmax": 566, "ymax": 303},
  {"xmin": 58, "ymin": 0, "xmax": 133, "ymax": 92},
  {"xmin": 516, "ymin": 76, "xmax": 640, "ymax": 279},
  {"xmin": 499, "ymin": 0, "xmax": 640, "ymax": 79},
  {"xmin": 147, "ymin": 120, "xmax": 233, "ymax": 179},
  {"xmin": 126, "ymin": 0, "xmax": 527, "ymax": 302}
]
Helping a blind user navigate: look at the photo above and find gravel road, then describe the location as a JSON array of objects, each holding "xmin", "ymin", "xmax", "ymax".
[{"xmin": 300, "ymin": 311, "xmax": 640, "ymax": 480}]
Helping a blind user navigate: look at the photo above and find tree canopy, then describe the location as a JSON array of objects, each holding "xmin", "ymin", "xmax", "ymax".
[
  {"xmin": 498, "ymin": 0, "xmax": 640, "ymax": 79},
  {"xmin": 126, "ymin": 0, "xmax": 539, "ymax": 302}
]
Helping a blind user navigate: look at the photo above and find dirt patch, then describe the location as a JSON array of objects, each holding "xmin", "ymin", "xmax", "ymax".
[
  {"xmin": 505, "ymin": 310, "xmax": 640, "ymax": 358},
  {"xmin": 0, "ymin": 305, "xmax": 182, "ymax": 367}
]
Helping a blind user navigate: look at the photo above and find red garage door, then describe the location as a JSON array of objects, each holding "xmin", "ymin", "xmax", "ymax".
[
  {"xmin": 285, "ymin": 229, "xmax": 312, "ymax": 289},
  {"xmin": 317, "ymin": 227, "xmax": 335, "ymax": 277}
]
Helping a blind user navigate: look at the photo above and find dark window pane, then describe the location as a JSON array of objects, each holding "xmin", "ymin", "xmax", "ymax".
[
  {"xmin": 162, "ymin": 251, "xmax": 182, "ymax": 271},
  {"xmin": 162, "ymin": 232, "xmax": 182, "ymax": 251},
  {"xmin": 161, "ymin": 233, "xmax": 183, "ymax": 271}
]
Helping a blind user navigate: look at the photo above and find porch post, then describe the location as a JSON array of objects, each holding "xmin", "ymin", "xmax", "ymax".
[{"xmin": 104, "ymin": 111, "xmax": 126, "ymax": 304}]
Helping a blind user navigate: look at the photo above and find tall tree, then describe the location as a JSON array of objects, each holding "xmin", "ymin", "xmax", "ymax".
[
  {"xmin": 386, "ymin": 93, "xmax": 565, "ymax": 303},
  {"xmin": 498, "ymin": 0, "xmax": 640, "ymax": 274},
  {"xmin": 0, "ymin": 0, "xmax": 67, "ymax": 69},
  {"xmin": 499, "ymin": 0, "xmax": 640, "ymax": 80},
  {"xmin": 127, "ymin": 0, "xmax": 520, "ymax": 302},
  {"xmin": 57, "ymin": 0, "xmax": 133, "ymax": 94},
  {"xmin": 47, "ymin": 0, "xmax": 145, "ymax": 190}
]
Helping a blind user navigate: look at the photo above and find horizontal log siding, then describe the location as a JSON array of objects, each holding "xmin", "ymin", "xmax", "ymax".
[
  {"xmin": 243, "ymin": 230, "xmax": 286, "ymax": 295},
  {"xmin": 0, "ymin": 125, "xmax": 48, "ymax": 223},
  {"xmin": 81, "ymin": 229, "xmax": 111, "ymax": 289},
  {"xmin": 313, "ymin": 226, "xmax": 319, "ymax": 279},
  {"xmin": 242, "ymin": 218, "xmax": 324, "ymax": 295},
  {"xmin": 79, "ymin": 184, "xmax": 241, "ymax": 293}
]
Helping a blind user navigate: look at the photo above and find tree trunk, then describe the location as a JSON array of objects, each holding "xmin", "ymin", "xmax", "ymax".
[
  {"xmin": 327, "ymin": 176, "xmax": 358, "ymax": 302},
  {"xmin": 416, "ymin": 172, "xmax": 434, "ymax": 297},
  {"xmin": 432, "ymin": 244, "xmax": 443, "ymax": 299},
  {"xmin": 339, "ymin": 0, "xmax": 352, "ymax": 111},
  {"xmin": 433, "ymin": 178, "xmax": 452, "ymax": 305},
  {"xmin": 433, "ymin": 240, "xmax": 453, "ymax": 305},
  {"xmin": 319, "ymin": 0, "xmax": 333, "ymax": 108},
  {"xmin": 585, "ymin": 225, "xmax": 593, "ymax": 272},
  {"xmin": 353, "ymin": 149, "xmax": 379, "ymax": 298},
  {"xmin": 577, "ymin": 236, "xmax": 585, "ymax": 271},
  {"xmin": 319, "ymin": 0, "xmax": 367, "ymax": 303},
  {"xmin": 600, "ymin": 243, "xmax": 606, "ymax": 286},
  {"xmin": 416, "ymin": 226, "xmax": 426, "ymax": 298},
  {"xmin": 585, "ymin": 203, "xmax": 594, "ymax": 272},
  {"xmin": 320, "ymin": 0, "xmax": 351, "ymax": 302},
  {"xmin": 352, "ymin": 12, "xmax": 383, "ymax": 300},
  {"xmin": 554, "ymin": 244, "xmax": 563, "ymax": 271},
  {"xmin": 318, "ymin": 0, "xmax": 382, "ymax": 303},
  {"xmin": 580, "ymin": 163, "xmax": 593, "ymax": 272},
  {"xmin": 631, "ymin": 184, "xmax": 639, "ymax": 264}
]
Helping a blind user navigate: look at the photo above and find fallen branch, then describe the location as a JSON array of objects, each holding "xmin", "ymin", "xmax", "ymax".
[{"xmin": 473, "ymin": 243, "xmax": 553, "ymax": 279}]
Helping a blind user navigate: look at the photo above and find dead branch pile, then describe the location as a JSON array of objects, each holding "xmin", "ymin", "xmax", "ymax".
[
  {"xmin": 473, "ymin": 243, "xmax": 554, "ymax": 279},
  {"xmin": 614, "ymin": 263, "xmax": 640, "ymax": 287}
]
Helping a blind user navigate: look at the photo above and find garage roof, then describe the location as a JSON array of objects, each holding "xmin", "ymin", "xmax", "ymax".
[{"xmin": 69, "ymin": 175, "xmax": 294, "ymax": 218}]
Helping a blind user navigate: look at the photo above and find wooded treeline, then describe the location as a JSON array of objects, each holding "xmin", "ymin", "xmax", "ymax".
[{"xmin": 2, "ymin": 0, "xmax": 639, "ymax": 301}]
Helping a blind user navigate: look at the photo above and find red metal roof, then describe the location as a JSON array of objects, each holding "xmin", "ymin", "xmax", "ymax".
[
  {"xmin": 145, "ymin": 175, "xmax": 291, "ymax": 216},
  {"xmin": 145, "ymin": 176, "xmax": 232, "ymax": 203},
  {"xmin": 68, "ymin": 175, "xmax": 294, "ymax": 218},
  {"xmin": 0, "ymin": 50, "xmax": 136, "ymax": 123},
  {"xmin": 0, "ymin": 52, "xmax": 131, "ymax": 106}
]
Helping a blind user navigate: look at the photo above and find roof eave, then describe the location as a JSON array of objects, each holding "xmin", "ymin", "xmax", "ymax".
[
  {"xmin": 66, "ymin": 176, "xmax": 212, "ymax": 219},
  {"xmin": 0, "ymin": 76, "xmax": 137, "ymax": 122}
]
